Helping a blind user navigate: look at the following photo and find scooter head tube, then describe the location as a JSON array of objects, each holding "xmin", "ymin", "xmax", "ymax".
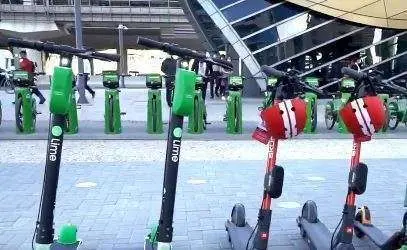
[
  {"xmin": 260, "ymin": 98, "xmax": 306, "ymax": 140},
  {"xmin": 50, "ymin": 67, "xmax": 73, "ymax": 115},
  {"xmin": 172, "ymin": 68, "xmax": 195, "ymax": 116},
  {"xmin": 339, "ymin": 96, "xmax": 385, "ymax": 140}
]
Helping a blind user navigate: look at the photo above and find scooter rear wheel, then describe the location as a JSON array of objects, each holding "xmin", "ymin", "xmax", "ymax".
[
  {"xmin": 301, "ymin": 200, "xmax": 318, "ymax": 223},
  {"xmin": 231, "ymin": 203, "xmax": 246, "ymax": 227},
  {"xmin": 311, "ymin": 100, "xmax": 317, "ymax": 132},
  {"xmin": 354, "ymin": 209, "xmax": 366, "ymax": 238},
  {"xmin": 108, "ymin": 96, "xmax": 114, "ymax": 132}
]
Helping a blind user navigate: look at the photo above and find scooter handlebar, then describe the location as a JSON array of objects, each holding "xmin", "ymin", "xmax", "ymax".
[
  {"xmin": 8, "ymin": 38, "xmax": 38, "ymax": 50},
  {"xmin": 341, "ymin": 67, "xmax": 368, "ymax": 81},
  {"xmin": 8, "ymin": 38, "xmax": 119, "ymax": 62},
  {"xmin": 382, "ymin": 80, "xmax": 407, "ymax": 95},
  {"xmin": 90, "ymin": 51, "xmax": 121, "ymax": 62},
  {"xmin": 261, "ymin": 65, "xmax": 286, "ymax": 78},
  {"xmin": 137, "ymin": 37, "xmax": 233, "ymax": 70}
]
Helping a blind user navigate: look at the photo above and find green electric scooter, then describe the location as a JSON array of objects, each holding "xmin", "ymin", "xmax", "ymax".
[
  {"xmin": 226, "ymin": 75, "xmax": 244, "ymax": 134},
  {"xmin": 146, "ymin": 73, "xmax": 163, "ymax": 134},
  {"xmin": 8, "ymin": 38, "xmax": 120, "ymax": 250},
  {"xmin": 103, "ymin": 70, "xmax": 125, "ymax": 134},
  {"xmin": 303, "ymin": 77, "xmax": 319, "ymax": 133},
  {"xmin": 325, "ymin": 77, "xmax": 355, "ymax": 133},
  {"xmin": 384, "ymin": 78, "xmax": 407, "ymax": 130},
  {"xmin": 188, "ymin": 75, "xmax": 207, "ymax": 134},
  {"xmin": 12, "ymin": 70, "xmax": 40, "ymax": 133},
  {"xmin": 58, "ymin": 55, "xmax": 79, "ymax": 134},
  {"xmin": 137, "ymin": 37, "xmax": 233, "ymax": 250}
]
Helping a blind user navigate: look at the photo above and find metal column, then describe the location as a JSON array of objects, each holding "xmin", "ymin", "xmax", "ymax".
[
  {"xmin": 118, "ymin": 24, "xmax": 127, "ymax": 88},
  {"xmin": 74, "ymin": 0, "xmax": 88, "ymax": 104}
]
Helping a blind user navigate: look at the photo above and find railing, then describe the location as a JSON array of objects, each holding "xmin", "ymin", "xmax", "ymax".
[
  {"xmin": 1, "ymin": 0, "xmax": 180, "ymax": 7},
  {"xmin": 0, "ymin": 0, "xmax": 188, "ymax": 23}
]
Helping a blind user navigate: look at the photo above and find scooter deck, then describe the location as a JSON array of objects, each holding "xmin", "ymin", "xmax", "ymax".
[
  {"xmin": 354, "ymin": 221, "xmax": 403, "ymax": 248},
  {"xmin": 225, "ymin": 220, "xmax": 254, "ymax": 250},
  {"xmin": 144, "ymin": 239, "xmax": 156, "ymax": 250},
  {"xmin": 298, "ymin": 217, "xmax": 331, "ymax": 249}
]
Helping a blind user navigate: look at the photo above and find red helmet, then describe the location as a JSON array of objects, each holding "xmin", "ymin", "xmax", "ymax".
[
  {"xmin": 339, "ymin": 96, "xmax": 386, "ymax": 137},
  {"xmin": 260, "ymin": 98, "xmax": 307, "ymax": 140}
]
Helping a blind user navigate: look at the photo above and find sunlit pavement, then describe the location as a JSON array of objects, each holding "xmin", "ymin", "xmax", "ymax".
[{"xmin": 0, "ymin": 140, "xmax": 406, "ymax": 249}]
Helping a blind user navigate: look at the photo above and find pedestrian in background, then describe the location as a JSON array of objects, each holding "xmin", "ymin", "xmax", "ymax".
[
  {"xmin": 220, "ymin": 56, "xmax": 233, "ymax": 100},
  {"xmin": 19, "ymin": 50, "xmax": 46, "ymax": 104},
  {"xmin": 191, "ymin": 52, "xmax": 213, "ymax": 100},
  {"xmin": 211, "ymin": 53, "xmax": 221, "ymax": 98}
]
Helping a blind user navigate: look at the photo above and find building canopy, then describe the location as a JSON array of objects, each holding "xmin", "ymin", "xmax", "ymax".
[{"xmin": 285, "ymin": 0, "xmax": 407, "ymax": 29}]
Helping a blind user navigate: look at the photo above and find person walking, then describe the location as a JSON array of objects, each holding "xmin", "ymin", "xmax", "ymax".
[
  {"xmin": 19, "ymin": 50, "xmax": 46, "ymax": 104},
  {"xmin": 220, "ymin": 56, "xmax": 233, "ymax": 100},
  {"xmin": 83, "ymin": 73, "xmax": 95, "ymax": 98},
  {"xmin": 211, "ymin": 53, "xmax": 222, "ymax": 98},
  {"xmin": 191, "ymin": 53, "xmax": 213, "ymax": 100}
]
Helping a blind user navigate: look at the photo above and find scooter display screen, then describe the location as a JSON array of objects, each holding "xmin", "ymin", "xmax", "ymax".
[
  {"xmin": 102, "ymin": 71, "xmax": 119, "ymax": 89},
  {"xmin": 146, "ymin": 74, "xmax": 162, "ymax": 89},
  {"xmin": 195, "ymin": 76, "xmax": 204, "ymax": 90},
  {"xmin": 228, "ymin": 75, "xmax": 244, "ymax": 91},
  {"xmin": 229, "ymin": 76, "xmax": 243, "ymax": 86},
  {"xmin": 12, "ymin": 70, "xmax": 33, "ymax": 87},
  {"xmin": 305, "ymin": 77, "xmax": 319, "ymax": 88},
  {"xmin": 267, "ymin": 77, "xmax": 277, "ymax": 87},
  {"xmin": 341, "ymin": 78, "xmax": 355, "ymax": 89}
]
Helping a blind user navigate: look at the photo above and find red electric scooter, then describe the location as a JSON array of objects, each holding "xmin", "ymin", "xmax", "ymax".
[{"xmin": 225, "ymin": 66, "xmax": 324, "ymax": 250}]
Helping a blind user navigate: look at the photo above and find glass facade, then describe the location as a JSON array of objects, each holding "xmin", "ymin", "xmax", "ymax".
[
  {"xmin": 181, "ymin": 0, "xmax": 407, "ymax": 94},
  {"xmin": 222, "ymin": 0, "xmax": 271, "ymax": 22}
]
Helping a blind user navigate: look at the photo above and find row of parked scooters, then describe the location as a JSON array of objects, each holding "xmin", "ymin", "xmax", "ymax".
[{"xmin": 6, "ymin": 37, "xmax": 407, "ymax": 250}]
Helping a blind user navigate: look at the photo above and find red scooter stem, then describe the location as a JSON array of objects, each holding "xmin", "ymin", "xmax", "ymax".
[
  {"xmin": 346, "ymin": 135, "xmax": 369, "ymax": 205},
  {"xmin": 262, "ymin": 138, "xmax": 278, "ymax": 209}
]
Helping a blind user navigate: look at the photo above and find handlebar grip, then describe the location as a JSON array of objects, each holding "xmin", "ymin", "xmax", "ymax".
[
  {"xmin": 261, "ymin": 65, "xmax": 286, "ymax": 78},
  {"xmin": 91, "ymin": 51, "xmax": 120, "ymax": 62},
  {"xmin": 8, "ymin": 38, "xmax": 38, "ymax": 50},
  {"xmin": 384, "ymin": 81, "xmax": 407, "ymax": 95},
  {"xmin": 341, "ymin": 67, "xmax": 367, "ymax": 80},
  {"xmin": 138, "ymin": 36, "xmax": 233, "ymax": 70},
  {"xmin": 137, "ymin": 37, "xmax": 164, "ymax": 50}
]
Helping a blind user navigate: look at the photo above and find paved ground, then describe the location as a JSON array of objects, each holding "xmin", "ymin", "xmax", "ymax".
[
  {"xmin": 1, "ymin": 89, "xmax": 407, "ymax": 140},
  {"xmin": 0, "ymin": 139, "xmax": 406, "ymax": 249}
]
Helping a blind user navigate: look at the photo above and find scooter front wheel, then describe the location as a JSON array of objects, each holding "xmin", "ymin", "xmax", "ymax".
[
  {"xmin": 301, "ymin": 200, "xmax": 318, "ymax": 223},
  {"xmin": 231, "ymin": 203, "xmax": 246, "ymax": 227},
  {"xmin": 31, "ymin": 99, "xmax": 37, "ymax": 129},
  {"xmin": 15, "ymin": 96, "xmax": 24, "ymax": 132},
  {"xmin": 0, "ymin": 102, "xmax": 2, "ymax": 126},
  {"xmin": 325, "ymin": 102, "xmax": 336, "ymax": 130},
  {"xmin": 388, "ymin": 101, "xmax": 400, "ymax": 130}
]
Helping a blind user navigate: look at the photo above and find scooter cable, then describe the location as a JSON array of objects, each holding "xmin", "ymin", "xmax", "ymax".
[
  {"xmin": 245, "ymin": 223, "xmax": 258, "ymax": 250},
  {"xmin": 330, "ymin": 196, "xmax": 348, "ymax": 249},
  {"xmin": 245, "ymin": 199, "xmax": 265, "ymax": 250},
  {"xmin": 31, "ymin": 112, "xmax": 53, "ymax": 250}
]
